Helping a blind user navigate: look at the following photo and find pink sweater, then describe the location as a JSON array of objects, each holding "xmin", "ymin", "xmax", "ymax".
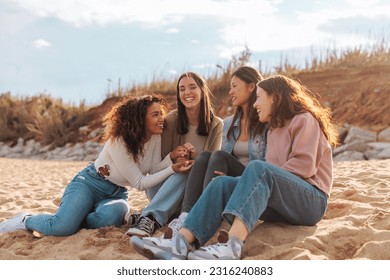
[{"xmin": 266, "ymin": 112, "xmax": 333, "ymax": 196}]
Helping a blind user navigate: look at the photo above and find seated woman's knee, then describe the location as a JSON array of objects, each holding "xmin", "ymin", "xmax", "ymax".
[
  {"xmin": 210, "ymin": 150, "xmax": 230, "ymax": 162},
  {"xmin": 196, "ymin": 151, "xmax": 212, "ymax": 163},
  {"xmin": 247, "ymin": 159, "xmax": 268, "ymax": 172},
  {"xmin": 207, "ymin": 176, "xmax": 239, "ymax": 191}
]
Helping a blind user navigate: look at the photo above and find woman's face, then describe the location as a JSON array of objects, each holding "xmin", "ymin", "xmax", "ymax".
[
  {"xmin": 253, "ymin": 87, "xmax": 273, "ymax": 123},
  {"xmin": 229, "ymin": 75, "xmax": 254, "ymax": 108},
  {"xmin": 178, "ymin": 76, "xmax": 202, "ymax": 110},
  {"xmin": 144, "ymin": 102, "xmax": 165, "ymax": 139}
]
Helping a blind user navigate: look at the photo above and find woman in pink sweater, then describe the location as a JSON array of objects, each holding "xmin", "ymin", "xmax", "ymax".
[{"xmin": 130, "ymin": 74, "xmax": 339, "ymax": 260}]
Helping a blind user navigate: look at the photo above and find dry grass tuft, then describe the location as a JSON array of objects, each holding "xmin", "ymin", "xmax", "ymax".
[{"xmin": 0, "ymin": 93, "xmax": 87, "ymax": 148}]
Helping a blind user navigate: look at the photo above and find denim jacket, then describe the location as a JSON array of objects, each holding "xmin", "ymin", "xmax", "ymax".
[{"xmin": 221, "ymin": 115, "xmax": 267, "ymax": 161}]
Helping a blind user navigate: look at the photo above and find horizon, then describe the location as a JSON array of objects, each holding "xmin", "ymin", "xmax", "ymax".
[{"xmin": 1, "ymin": 0, "xmax": 389, "ymax": 105}]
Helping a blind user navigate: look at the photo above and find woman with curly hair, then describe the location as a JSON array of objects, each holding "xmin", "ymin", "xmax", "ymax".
[
  {"xmin": 130, "ymin": 75, "xmax": 339, "ymax": 260},
  {"xmin": 0, "ymin": 94, "xmax": 193, "ymax": 236}
]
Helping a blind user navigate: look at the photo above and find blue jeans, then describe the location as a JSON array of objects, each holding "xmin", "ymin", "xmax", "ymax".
[
  {"xmin": 142, "ymin": 173, "xmax": 189, "ymax": 226},
  {"xmin": 25, "ymin": 164, "xmax": 129, "ymax": 236},
  {"xmin": 182, "ymin": 160, "xmax": 328, "ymax": 246}
]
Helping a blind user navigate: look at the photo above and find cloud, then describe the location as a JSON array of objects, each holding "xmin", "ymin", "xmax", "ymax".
[
  {"xmin": 319, "ymin": 14, "xmax": 390, "ymax": 35},
  {"xmin": 6, "ymin": 0, "xmax": 390, "ymax": 58},
  {"xmin": 166, "ymin": 28, "xmax": 179, "ymax": 34},
  {"xmin": 32, "ymin": 39, "xmax": 51, "ymax": 48},
  {"xmin": 0, "ymin": 1, "xmax": 36, "ymax": 33},
  {"xmin": 8, "ymin": 0, "xmax": 273, "ymax": 27}
]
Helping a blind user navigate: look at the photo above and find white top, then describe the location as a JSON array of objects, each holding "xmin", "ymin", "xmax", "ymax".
[
  {"xmin": 94, "ymin": 134, "xmax": 174, "ymax": 191},
  {"xmin": 233, "ymin": 140, "xmax": 250, "ymax": 166}
]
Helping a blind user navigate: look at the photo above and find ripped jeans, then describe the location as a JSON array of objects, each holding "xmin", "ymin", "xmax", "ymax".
[{"xmin": 25, "ymin": 163, "xmax": 129, "ymax": 236}]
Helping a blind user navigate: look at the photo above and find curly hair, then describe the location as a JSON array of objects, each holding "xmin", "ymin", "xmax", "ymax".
[
  {"xmin": 176, "ymin": 72, "xmax": 215, "ymax": 136},
  {"xmin": 257, "ymin": 75, "xmax": 339, "ymax": 146},
  {"xmin": 103, "ymin": 94, "xmax": 168, "ymax": 162},
  {"xmin": 227, "ymin": 66, "xmax": 266, "ymax": 141}
]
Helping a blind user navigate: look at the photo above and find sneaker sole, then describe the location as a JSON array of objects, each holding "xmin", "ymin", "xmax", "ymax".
[
  {"xmin": 129, "ymin": 237, "xmax": 184, "ymax": 260},
  {"xmin": 129, "ymin": 236, "xmax": 172, "ymax": 260},
  {"xmin": 188, "ymin": 251, "xmax": 239, "ymax": 260},
  {"xmin": 129, "ymin": 236, "xmax": 164, "ymax": 260},
  {"xmin": 126, "ymin": 228, "xmax": 151, "ymax": 238}
]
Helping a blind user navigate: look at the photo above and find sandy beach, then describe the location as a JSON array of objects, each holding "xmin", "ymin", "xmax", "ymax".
[{"xmin": 0, "ymin": 157, "xmax": 389, "ymax": 260}]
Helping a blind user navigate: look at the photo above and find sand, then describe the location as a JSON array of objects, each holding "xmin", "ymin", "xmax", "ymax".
[{"xmin": 0, "ymin": 157, "xmax": 389, "ymax": 260}]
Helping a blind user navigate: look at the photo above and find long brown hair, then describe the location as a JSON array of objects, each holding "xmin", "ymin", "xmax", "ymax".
[
  {"xmin": 257, "ymin": 75, "xmax": 338, "ymax": 146},
  {"xmin": 227, "ymin": 66, "xmax": 266, "ymax": 140},
  {"xmin": 176, "ymin": 72, "xmax": 215, "ymax": 136},
  {"xmin": 103, "ymin": 94, "xmax": 168, "ymax": 162}
]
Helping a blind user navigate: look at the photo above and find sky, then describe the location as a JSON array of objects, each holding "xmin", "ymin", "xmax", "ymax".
[{"xmin": 1, "ymin": 0, "xmax": 389, "ymax": 105}]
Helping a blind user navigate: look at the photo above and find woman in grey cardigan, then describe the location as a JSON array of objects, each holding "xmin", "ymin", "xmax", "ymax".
[
  {"xmin": 126, "ymin": 72, "xmax": 223, "ymax": 238},
  {"xmin": 162, "ymin": 66, "xmax": 268, "ymax": 239}
]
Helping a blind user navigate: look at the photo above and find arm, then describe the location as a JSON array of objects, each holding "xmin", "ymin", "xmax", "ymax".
[
  {"xmin": 207, "ymin": 118, "xmax": 223, "ymax": 151},
  {"xmin": 110, "ymin": 139, "xmax": 174, "ymax": 191},
  {"xmin": 282, "ymin": 113, "xmax": 323, "ymax": 179}
]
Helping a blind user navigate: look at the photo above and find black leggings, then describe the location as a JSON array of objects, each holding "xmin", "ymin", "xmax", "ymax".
[{"xmin": 181, "ymin": 150, "xmax": 245, "ymax": 213}]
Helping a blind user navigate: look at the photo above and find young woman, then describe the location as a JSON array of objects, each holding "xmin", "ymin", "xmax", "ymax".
[
  {"xmin": 0, "ymin": 94, "xmax": 192, "ymax": 236},
  {"xmin": 125, "ymin": 72, "xmax": 223, "ymax": 238},
  {"xmin": 163, "ymin": 66, "xmax": 267, "ymax": 238},
  {"xmin": 130, "ymin": 75, "xmax": 339, "ymax": 260}
]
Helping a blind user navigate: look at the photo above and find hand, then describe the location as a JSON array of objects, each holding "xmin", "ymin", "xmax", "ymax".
[
  {"xmin": 214, "ymin": 170, "xmax": 226, "ymax": 176},
  {"xmin": 172, "ymin": 160, "xmax": 195, "ymax": 173},
  {"xmin": 183, "ymin": 142, "xmax": 196, "ymax": 160},
  {"xmin": 170, "ymin": 145, "xmax": 188, "ymax": 162}
]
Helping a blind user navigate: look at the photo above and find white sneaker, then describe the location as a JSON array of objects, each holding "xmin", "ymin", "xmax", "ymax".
[
  {"xmin": 0, "ymin": 212, "xmax": 30, "ymax": 233},
  {"xmin": 130, "ymin": 232, "xmax": 192, "ymax": 260},
  {"xmin": 188, "ymin": 237, "xmax": 243, "ymax": 260},
  {"xmin": 164, "ymin": 212, "xmax": 187, "ymax": 239},
  {"xmin": 130, "ymin": 236, "xmax": 173, "ymax": 259}
]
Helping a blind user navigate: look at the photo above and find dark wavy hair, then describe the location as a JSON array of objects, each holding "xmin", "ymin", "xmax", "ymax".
[
  {"xmin": 176, "ymin": 72, "xmax": 215, "ymax": 136},
  {"xmin": 257, "ymin": 75, "xmax": 338, "ymax": 146},
  {"xmin": 103, "ymin": 93, "xmax": 168, "ymax": 162},
  {"xmin": 227, "ymin": 66, "xmax": 266, "ymax": 140}
]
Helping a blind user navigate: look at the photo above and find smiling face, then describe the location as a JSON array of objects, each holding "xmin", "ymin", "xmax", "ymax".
[
  {"xmin": 144, "ymin": 102, "xmax": 165, "ymax": 140},
  {"xmin": 229, "ymin": 75, "xmax": 254, "ymax": 109},
  {"xmin": 253, "ymin": 87, "xmax": 274, "ymax": 123},
  {"xmin": 178, "ymin": 76, "xmax": 202, "ymax": 110}
]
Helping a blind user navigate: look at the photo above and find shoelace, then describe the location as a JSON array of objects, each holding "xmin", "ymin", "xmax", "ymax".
[
  {"xmin": 138, "ymin": 218, "xmax": 154, "ymax": 234},
  {"xmin": 169, "ymin": 218, "xmax": 183, "ymax": 232},
  {"xmin": 202, "ymin": 242, "xmax": 228, "ymax": 253}
]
